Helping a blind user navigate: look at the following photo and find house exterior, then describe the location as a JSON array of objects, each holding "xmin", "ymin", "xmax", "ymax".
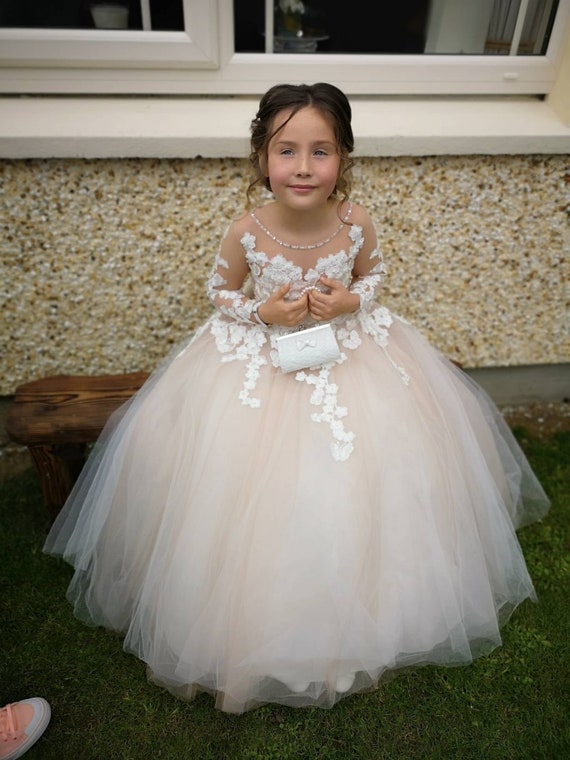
[{"xmin": 1, "ymin": 1, "xmax": 569, "ymax": 399}]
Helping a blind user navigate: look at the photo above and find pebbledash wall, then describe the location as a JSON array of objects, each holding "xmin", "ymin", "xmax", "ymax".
[{"xmin": 1, "ymin": 152, "xmax": 569, "ymax": 396}]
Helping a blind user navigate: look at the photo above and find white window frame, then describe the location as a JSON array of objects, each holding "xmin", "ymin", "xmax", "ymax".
[
  {"xmin": 0, "ymin": 0, "xmax": 218, "ymax": 70},
  {"xmin": 0, "ymin": 0, "xmax": 568, "ymax": 95}
]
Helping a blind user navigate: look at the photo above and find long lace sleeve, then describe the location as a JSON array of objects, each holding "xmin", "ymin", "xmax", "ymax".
[
  {"xmin": 206, "ymin": 226, "xmax": 258, "ymax": 324},
  {"xmin": 349, "ymin": 246, "xmax": 387, "ymax": 309}
]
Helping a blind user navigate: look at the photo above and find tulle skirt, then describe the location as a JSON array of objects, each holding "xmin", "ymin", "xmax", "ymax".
[{"xmin": 44, "ymin": 311, "xmax": 549, "ymax": 713}]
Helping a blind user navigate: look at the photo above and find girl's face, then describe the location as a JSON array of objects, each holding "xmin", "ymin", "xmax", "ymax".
[{"xmin": 263, "ymin": 106, "xmax": 340, "ymax": 210}]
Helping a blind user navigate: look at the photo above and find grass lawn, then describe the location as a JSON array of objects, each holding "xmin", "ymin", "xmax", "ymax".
[{"xmin": 1, "ymin": 430, "xmax": 568, "ymax": 760}]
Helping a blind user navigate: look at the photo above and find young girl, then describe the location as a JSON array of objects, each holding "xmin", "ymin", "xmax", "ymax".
[{"xmin": 44, "ymin": 83, "xmax": 550, "ymax": 714}]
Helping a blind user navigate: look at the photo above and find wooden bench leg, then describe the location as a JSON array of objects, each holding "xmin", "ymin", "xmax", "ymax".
[{"xmin": 28, "ymin": 444, "xmax": 87, "ymax": 520}]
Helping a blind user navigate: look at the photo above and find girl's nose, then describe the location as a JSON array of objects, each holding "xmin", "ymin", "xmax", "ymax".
[{"xmin": 295, "ymin": 155, "xmax": 311, "ymax": 175}]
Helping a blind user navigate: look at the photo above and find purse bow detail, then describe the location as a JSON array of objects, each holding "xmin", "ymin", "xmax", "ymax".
[
  {"xmin": 276, "ymin": 323, "xmax": 341, "ymax": 374},
  {"xmin": 296, "ymin": 337, "xmax": 318, "ymax": 351}
]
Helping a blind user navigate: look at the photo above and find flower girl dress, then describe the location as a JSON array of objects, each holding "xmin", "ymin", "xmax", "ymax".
[{"xmin": 44, "ymin": 215, "xmax": 549, "ymax": 714}]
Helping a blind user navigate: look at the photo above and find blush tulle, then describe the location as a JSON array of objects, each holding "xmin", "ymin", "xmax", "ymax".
[{"xmin": 44, "ymin": 316, "xmax": 549, "ymax": 713}]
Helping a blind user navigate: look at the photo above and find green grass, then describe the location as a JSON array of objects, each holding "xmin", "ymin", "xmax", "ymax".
[{"xmin": 1, "ymin": 430, "xmax": 569, "ymax": 760}]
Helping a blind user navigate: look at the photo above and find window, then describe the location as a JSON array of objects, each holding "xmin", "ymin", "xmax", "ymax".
[
  {"xmin": 235, "ymin": 0, "xmax": 559, "ymax": 56},
  {"xmin": 0, "ymin": 0, "xmax": 217, "ymax": 69},
  {"xmin": 0, "ymin": 0, "xmax": 568, "ymax": 94},
  {"xmin": 0, "ymin": 1, "xmax": 185, "ymax": 31}
]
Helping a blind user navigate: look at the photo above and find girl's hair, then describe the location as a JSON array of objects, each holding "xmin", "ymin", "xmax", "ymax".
[{"xmin": 247, "ymin": 82, "xmax": 354, "ymax": 207}]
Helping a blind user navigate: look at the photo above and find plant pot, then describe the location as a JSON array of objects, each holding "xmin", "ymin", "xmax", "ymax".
[{"xmin": 91, "ymin": 3, "xmax": 129, "ymax": 29}]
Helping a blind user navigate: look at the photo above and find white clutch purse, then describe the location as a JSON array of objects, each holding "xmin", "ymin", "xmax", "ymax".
[{"xmin": 276, "ymin": 323, "xmax": 341, "ymax": 374}]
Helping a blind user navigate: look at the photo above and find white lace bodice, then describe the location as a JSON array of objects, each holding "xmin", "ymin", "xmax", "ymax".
[
  {"xmin": 180, "ymin": 218, "xmax": 408, "ymax": 463},
  {"xmin": 207, "ymin": 223, "xmax": 387, "ymax": 328}
]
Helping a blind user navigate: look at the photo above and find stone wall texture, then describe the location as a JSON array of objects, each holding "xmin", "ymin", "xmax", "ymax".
[{"xmin": 1, "ymin": 155, "xmax": 568, "ymax": 395}]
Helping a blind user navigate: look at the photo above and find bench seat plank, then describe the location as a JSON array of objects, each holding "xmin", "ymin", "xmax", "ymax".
[
  {"xmin": 6, "ymin": 372, "xmax": 149, "ymax": 519},
  {"xmin": 6, "ymin": 372, "xmax": 150, "ymax": 445}
]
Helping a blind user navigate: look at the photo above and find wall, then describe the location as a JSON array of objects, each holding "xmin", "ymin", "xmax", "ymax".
[{"xmin": 1, "ymin": 153, "xmax": 568, "ymax": 395}]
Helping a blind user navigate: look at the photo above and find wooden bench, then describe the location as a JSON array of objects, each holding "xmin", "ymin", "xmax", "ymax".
[{"xmin": 5, "ymin": 372, "xmax": 149, "ymax": 519}]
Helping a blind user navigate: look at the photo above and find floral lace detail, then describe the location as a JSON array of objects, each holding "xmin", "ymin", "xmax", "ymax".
[
  {"xmin": 359, "ymin": 306, "xmax": 393, "ymax": 347},
  {"xmin": 207, "ymin": 255, "xmax": 256, "ymax": 324},
  {"xmin": 210, "ymin": 315, "xmax": 268, "ymax": 408},
  {"xmin": 204, "ymin": 220, "xmax": 407, "ymax": 458},
  {"xmin": 296, "ymin": 363, "xmax": 355, "ymax": 462},
  {"xmin": 336, "ymin": 325, "xmax": 362, "ymax": 350},
  {"xmin": 350, "ymin": 248, "xmax": 387, "ymax": 308},
  {"xmin": 360, "ymin": 307, "xmax": 410, "ymax": 386},
  {"xmin": 207, "ymin": 224, "xmax": 384, "ymax": 318},
  {"xmin": 243, "ymin": 247, "xmax": 360, "ymax": 302}
]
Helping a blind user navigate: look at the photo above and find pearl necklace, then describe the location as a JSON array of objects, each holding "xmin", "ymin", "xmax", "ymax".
[{"xmin": 250, "ymin": 205, "xmax": 351, "ymax": 250}]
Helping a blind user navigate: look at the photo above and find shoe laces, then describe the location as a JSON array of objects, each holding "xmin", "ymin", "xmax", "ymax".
[{"xmin": 0, "ymin": 703, "xmax": 18, "ymax": 741}]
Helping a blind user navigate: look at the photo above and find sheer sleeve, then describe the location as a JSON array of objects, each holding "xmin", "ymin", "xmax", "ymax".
[
  {"xmin": 348, "ymin": 214, "xmax": 388, "ymax": 309},
  {"xmin": 206, "ymin": 225, "xmax": 259, "ymax": 324},
  {"xmin": 349, "ymin": 247, "xmax": 387, "ymax": 308}
]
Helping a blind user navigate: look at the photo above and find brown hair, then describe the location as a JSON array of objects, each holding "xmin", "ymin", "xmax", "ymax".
[{"xmin": 247, "ymin": 82, "xmax": 354, "ymax": 208}]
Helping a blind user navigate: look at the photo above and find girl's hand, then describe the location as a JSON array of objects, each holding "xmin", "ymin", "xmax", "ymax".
[
  {"xmin": 258, "ymin": 284, "xmax": 309, "ymax": 327},
  {"xmin": 308, "ymin": 277, "xmax": 359, "ymax": 321}
]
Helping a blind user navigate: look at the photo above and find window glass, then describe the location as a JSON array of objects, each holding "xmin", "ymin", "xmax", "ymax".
[
  {"xmin": 234, "ymin": 0, "xmax": 559, "ymax": 56},
  {"xmin": 0, "ymin": 0, "xmax": 185, "ymax": 32}
]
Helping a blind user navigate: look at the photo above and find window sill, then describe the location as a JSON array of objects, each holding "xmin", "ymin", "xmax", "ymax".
[{"xmin": 0, "ymin": 95, "xmax": 569, "ymax": 158}]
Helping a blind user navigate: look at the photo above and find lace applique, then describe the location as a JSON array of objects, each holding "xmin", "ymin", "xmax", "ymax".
[
  {"xmin": 209, "ymin": 316, "xmax": 268, "ymax": 408},
  {"xmin": 246, "ymin": 252, "xmax": 304, "ymax": 300},
  {"xmin": 205, "ymin": 220, "xmax": 406, "ymax": 457},
  {"xmin": 336, "ymin": 326, "xmax": 362, "ymax": 350},
  {"xmin": 359, "ymin": 307, "xmax": 410, "ymax": 386},
  {"xmin": 295, "ymin": 363, "xmax": 355, "ymax": 462},
  {"xmin": 207, "ymin": 256, "xmax": 256, "ymax": 323},
  {"xmin": 305, "ymin": 250, "xmax": 354, "ymax": 285},
  {"xmin": 349, "ymin": 247, "xmax": 388, "ymax": 308},
  {"xmin": 243, "ymin": 225, "xmax": 364, "ymax": 300}
]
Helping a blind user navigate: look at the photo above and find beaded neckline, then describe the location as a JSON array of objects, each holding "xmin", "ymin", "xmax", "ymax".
[{"xmin": 250, "ymin": 203, "xmax": 352, "ymax": 251}]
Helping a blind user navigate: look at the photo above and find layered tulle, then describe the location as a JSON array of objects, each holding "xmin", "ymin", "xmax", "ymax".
[{"xmin": 44, "ymin": 314, "xmax": 549, "ymax": 713}]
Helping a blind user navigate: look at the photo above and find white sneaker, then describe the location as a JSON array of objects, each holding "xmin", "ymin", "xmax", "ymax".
[
  {"xmin": 335, "ymin": 674, "xmax": 356, "ymax": 693},
  {"xmin": 287, "ymin": 680, "xmax": 311, "ymax": 693},
  {"xmin": 272, "ymin": 672, "xmax": 311, "ymax": 693}
]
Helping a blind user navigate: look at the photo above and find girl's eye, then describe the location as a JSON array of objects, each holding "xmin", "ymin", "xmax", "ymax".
[
  {"xmin": 280, "ymin": 149, "xmax": 294, "ymax": 156},
  {"xmin": 314, "ymin": 149, "xmax": 327, "ymax": 157}
]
